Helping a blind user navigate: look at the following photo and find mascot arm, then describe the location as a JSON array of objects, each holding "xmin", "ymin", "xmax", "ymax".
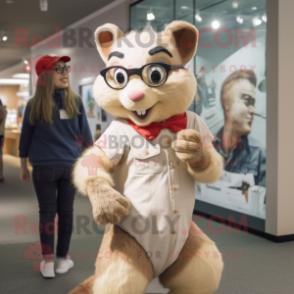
[
  {"xmin": 187, "ymin": 141, "xmax": 223, "ymax": 183},
  {"xmin": 72, "ymin": 145, "xmax": 130, "ymax": 225},
  {"xmin": 73, "ymin": 146, "xmax": 114, "ymax": 195},
  {"xmin": 172, "ymin": 129, "xmax": 223, "ymax": 184}
]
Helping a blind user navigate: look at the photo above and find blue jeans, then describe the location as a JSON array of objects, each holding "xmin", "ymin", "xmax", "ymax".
[{"xmin": 32, "ymin": 166, "xmax": 76, "ymax": 259}]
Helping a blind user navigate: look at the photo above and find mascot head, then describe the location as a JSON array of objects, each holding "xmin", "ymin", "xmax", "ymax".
[{"xmin": 93, "ymin": 21, "xmax": 198, "ymax": 126}]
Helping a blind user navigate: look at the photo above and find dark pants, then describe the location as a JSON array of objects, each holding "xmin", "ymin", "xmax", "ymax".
[{"xmin": 32, "ymin": 166, "xmax": 76, "ymax": 259}]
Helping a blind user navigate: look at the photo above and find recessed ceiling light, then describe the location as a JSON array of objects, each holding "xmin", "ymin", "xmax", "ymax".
[
  {"xmin": 252, "ymin": 16, "xmax": 262, "ymax": 26},
  {"xmin": 13, "ymin": 73, "xmax": 30, "ymax": 79},
  {"xmin": 232, "ymin": 2, "xmax": 238, "ymax": 9},
  {"xmin": 147, "ymin": 11, "xmax": 155, "ymax": 21},
  {"xmin": 181, "ymin": 6, "xmax": 189, "ymax": 9},
  {"xmin": 252, "ymin": 7, "xmax": 257, "ymax": 10},
  {"xmin": 24, "ymin": 60, "xmax": 28, "ymax": 64},
  {"xmin": 212, "ymin": 20, "xmax": 220, "ymax": 29},
  {"xmin": 0, "ymin": 79, "xmax": 29, "ymax": 85},
  {"xmin": 2, "ymin": 36, "xmax": 8, "ymax": 41},
  {"xmin": 236, "ymin": 16, "xmax": 244, "ymax": 24},
  {"xmin": 195, "ymin": 14, "xmax": 202, "ymax": 22},
  {"xmin": 262, "ymin": 15, "xmax": 267, "ymax": 22}
]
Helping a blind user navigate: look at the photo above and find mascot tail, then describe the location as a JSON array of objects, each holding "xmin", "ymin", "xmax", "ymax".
[{"xmin": 68, "ymin": 275, "xmax": 95, "ymax": 294}]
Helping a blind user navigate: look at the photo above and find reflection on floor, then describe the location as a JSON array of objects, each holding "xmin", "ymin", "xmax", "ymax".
[{"xmin": 1, "ymin": 155, "xmax": 294, "ymax": 294}]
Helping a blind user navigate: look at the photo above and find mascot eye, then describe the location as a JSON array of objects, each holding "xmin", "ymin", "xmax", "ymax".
[
  {"xmin": 147, "ymin": 65, "xmax": 166, "ymax": 86},
  {"xmin": 113, "ymin": 68, "xmax": 128, "ymax": 86}
]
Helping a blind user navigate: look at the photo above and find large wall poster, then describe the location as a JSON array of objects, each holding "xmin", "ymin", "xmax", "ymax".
[
  {"xmin": 130, "ymin": 0, "xmax": 268, "ymax": 223},
  {"xmin": 195, "ymin": 36, "xmax": 267, "ymax": 220}
]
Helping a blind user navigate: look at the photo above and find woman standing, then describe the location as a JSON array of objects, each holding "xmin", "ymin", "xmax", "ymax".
[{"xmin": 19, "ymin": 54, "xmax": 92, "ymax": 278}]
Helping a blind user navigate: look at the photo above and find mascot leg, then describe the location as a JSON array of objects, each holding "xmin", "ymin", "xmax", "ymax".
[
  {"xmin": 159, "ymin": 223, "xmax": 223, "ymax": 294},
  {"xmin": 69, "ymin": 275, "xmax": 95, "ymax": 294},
  {"xmin": 70, "ymin": 225, "xmax": 154, "ymax": 294}
]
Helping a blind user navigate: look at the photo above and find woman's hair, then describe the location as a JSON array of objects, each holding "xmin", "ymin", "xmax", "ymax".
[{"xmin": 29, "ymin": 69, "xmax": 80, "ymax": 125}]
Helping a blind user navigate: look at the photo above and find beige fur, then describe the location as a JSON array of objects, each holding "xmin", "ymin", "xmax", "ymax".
[
  {"xmin": 160, "ymin": 223, "xmax": 224, "ymax": 294},
  {"xmin": 92, "ymin": 257, "xmax": 149, "ymax": 294},
  {"xmin": 94, "ymin": 23, "xmax": 125, "ymax": 64},
  {"xmin": 69, "ymin": 225, "xmax": 153, "ymax": 294},
  {"xmin": 92, "ymin": 225, "xmax": 153, "ymax": 294},
  {"xmin": 92, "ymin": 22, "xmax": 198, "ymax": 126},
  {"xmin": 187, "ymin": 142, "xmax": 224, "ymax": 183},
  {"xmin": 94, "ymin": 225, "xmax": 154, "ymax": 282},
  {"xmin": 172, "ymin": 129, "xmax": 207, "ymax": 166},
  {"xmin": 172, "ymin": 129, "xmax": 223, "ymax": 181},
  {"xmin": 87, "ymin": 178, "xmax": 130, "ymax": 225},
  {"xmin": 72, "ymin": 146, "xmax": 114, "ymax": 195},
  {"xmin": 70, "ymin": 20, "xmax": 223, "ymax": 294},
  {"xmin": 69, "ymin": 276, "xmax": 95, "ymax": 294}
]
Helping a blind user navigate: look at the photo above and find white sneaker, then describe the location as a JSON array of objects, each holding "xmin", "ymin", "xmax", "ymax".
[
  {"xmin": 40, "ymin": 260, "xmax": 55, "ymax": 278},
  {"xmin": 56, "ymin": 258, "xmax": 74, "ymax": 274}
]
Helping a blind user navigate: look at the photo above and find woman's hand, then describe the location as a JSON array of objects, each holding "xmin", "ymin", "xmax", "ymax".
[{"xmin": 20, "ymin": 167, "xmax": 30, "ymax": 182}]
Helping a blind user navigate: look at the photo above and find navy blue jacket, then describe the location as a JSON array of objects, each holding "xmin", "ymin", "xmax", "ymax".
[
  {"xmin": 213, "ymin": 127, "xmax": 266, "ymax": 187},
  {"xmin": 19, "ymin": 89, "xmax": 92, "ymax": 167}
]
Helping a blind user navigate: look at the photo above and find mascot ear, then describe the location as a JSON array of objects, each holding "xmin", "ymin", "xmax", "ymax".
[
  {"xmin": 163, "ymin": 21, "xmax": 198, "ymax": 65},
  {"xmin": 94, "ymin": 23, "xmax": 125, "ymax": 64}
]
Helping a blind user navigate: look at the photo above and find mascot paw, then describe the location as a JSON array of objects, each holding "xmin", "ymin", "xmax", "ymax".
[
  {"xmin": 87, "ymin": 178, "xmax": 130, "ymax": 225},
  {"xmin": 172, "ymin": 129, "xmax": 204, "ymax": 164}
]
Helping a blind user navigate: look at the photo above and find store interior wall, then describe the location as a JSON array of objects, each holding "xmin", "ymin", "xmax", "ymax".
[
  {"xmin": 266, "ymin": 0, "xmax": 294, "ymax": 237},
  {"xmin": 276, "ymin": 0, "xmax": 294, "ymax": 236}
]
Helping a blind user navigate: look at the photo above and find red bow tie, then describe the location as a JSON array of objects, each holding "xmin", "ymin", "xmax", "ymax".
[{"xmin": 127, "ymin": 112, "xmax": 187, "ymax": 140}]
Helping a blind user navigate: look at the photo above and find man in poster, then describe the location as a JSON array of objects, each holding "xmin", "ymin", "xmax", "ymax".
[{"xmin": 212, "ymin": 70, "xmax": 266, "ymax": 187}]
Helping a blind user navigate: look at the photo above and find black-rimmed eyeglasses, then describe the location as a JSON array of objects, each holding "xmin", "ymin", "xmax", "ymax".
[
  {"xmin": 55, "ymin": 65, "xmax": 71, "ymax": 74},
  {"xmin": 100, "ymin": 63, "xmax": 185, "ymax": 90}
]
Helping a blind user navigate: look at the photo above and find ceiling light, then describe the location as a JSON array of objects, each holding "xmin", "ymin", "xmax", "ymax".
[
  {"xmin": 147, "ymin": 11, "xmax": 155, "ymax": 21},
  {"xmin": 262, "ymin": 15, "xmax": 267, "ymax": 22},
  {"xmin": 0, "ymin": 79, "xmax": 29, "ymax": 85},
  {"xmin": 252, "ymin": 7, "xmax": 257, "ymax": 10},
  {"xmin": 195, "ymin": 14, "xmax": 202, "ymax": 22},
  {"xmin": 236, "ymin": 16, "xmax": 244, "ymax": 24},
  {"xmin": 252, "ymin": 16, "xmax": 262, "ymax": 26},
  {"xmin": 212, "ymin": 20, "xmax": 220, "ymax": 29},
  {"xmin": 17, "ymin": 91, "xmax": 30, "ymax": 97},
  {"xmin": 232, "ymin": 2, "xmax": 238, "ymax": 8},
  {"xmin": 13, "ymin": 73, "xmax": 30, "ymax": 79},
  {"xmin": 2, "ymin": 36, "xmax": 8, "ymax": 41},
  {"xmin": 40, "ymin": 0, "xmax": 48, "ymax": 12},
  {"xmin": 80, "ymin": 77, "xmax": 95, "ymax": 84},
  {"xmin": 24, "ymin": 60, "xmax": 28, "ymax": 64},
  {"xmin": 6, "ymin": 0, "xmax": 14, "ymax": 3},
  {"xmin": 181, "ymin": 6, "xmax": 189, "ymax": 9}
]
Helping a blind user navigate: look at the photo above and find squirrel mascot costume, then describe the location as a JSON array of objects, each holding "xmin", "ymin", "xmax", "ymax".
[{"xmin": 70, "ymin": 21, "xmax": 224, "ymax": 294}]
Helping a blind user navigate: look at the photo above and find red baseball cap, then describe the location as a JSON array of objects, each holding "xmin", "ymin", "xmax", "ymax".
[{"xmin": 35, "ymin": 54, "xmax": 71, "ymax": 76}]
